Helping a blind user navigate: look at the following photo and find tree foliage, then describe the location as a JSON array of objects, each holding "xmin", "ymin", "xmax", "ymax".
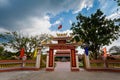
[
  {"xmin": 0, "ymin": 46, "xmax": 4, "ymax": 53},
  {"xmin": 71, "ymin": 9, "xmax": 120, "ymax": 59},
  {"xmin": 0, "ymin": 32, "xmax": 50, "ymax": 59},
  {"xmin": 0, "ymin": 46, "xmax": 16, "ymax": 60}
]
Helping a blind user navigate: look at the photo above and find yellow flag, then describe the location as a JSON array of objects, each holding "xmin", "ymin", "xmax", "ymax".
[{"xmin": 33, "ymin": 48, "xmax": 37, "ymax": 58}]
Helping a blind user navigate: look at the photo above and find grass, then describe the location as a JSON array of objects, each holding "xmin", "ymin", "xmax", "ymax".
[
  {"xmin": 79, "ymin": 62, "xmax": 84, "ymax": 67},
  {"xmin": 90, "ymin": 63, "xmax": 120, "ymax": 68}
]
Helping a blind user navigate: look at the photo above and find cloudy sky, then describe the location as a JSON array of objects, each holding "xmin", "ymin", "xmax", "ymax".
[{"xmin": 0, "ymin": 0, "xmax": 120, "ymax": 52}]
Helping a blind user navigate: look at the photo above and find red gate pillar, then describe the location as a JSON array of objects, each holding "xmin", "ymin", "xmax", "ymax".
[
  {"xmin": 46, "ymin": 49, "xmax": 54, "ymax": 71},
  {"xmin": 71, "ymin": 49, "xmax": 79, "ymax": 71}
]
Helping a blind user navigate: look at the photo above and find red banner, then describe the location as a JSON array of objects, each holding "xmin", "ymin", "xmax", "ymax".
[
  {"xmin": 20, "ymin": 48, "xmax": 24, "ymax": 58},
  {"xmin": 58, "ymin": 25, "xmax": 62, "ymax": 29}
]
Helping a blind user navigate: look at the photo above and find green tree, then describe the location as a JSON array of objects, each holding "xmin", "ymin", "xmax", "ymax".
[
  {"xmin": 0, "ymin": 32, "xmax": 50, "ymax": 59},
  {"xmin": 0, "ymin": 46, "xmax": 4, "ymax": 59},
  {"xmin": 0, "ymin": 46, "xmax": 15, "ymax": 60},
  {"xmin": 0, "ymin": 46, "xmax": 4, "ymax": 53},
  {"xmin": 71, "ymin": 9, "xmax": 120, "ymax": 59}
]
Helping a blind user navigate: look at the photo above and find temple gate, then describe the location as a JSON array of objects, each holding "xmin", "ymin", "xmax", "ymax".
[{"xmin": 44, "ymin": 33, "xmax": 79, "ymax": 71}]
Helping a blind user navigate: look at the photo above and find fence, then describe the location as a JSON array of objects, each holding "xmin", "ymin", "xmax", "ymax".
[
  {"xmin": 90, "ymin": 60, "xmax": 120, "ymax": 68},
  {"xmin": 0, "ymin": 60, "xmax": 37, "ymax": 72}
]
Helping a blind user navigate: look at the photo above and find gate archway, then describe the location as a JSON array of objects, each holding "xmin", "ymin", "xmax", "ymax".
[{"xmin": 44, "ymin": 33, "xmax": 80, "ymax": 71}]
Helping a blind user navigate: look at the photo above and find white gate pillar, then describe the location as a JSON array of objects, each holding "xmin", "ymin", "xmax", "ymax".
[
  {"xmin": 46, "ymin": 51, "xmax": 49, "ymax": 68},
  {"xmin": 35, "ymin": 47, "xmax": 41, "ymax": 68},
  {"xmin": 76, "ymin": 54, "xmax": 79, "ymax": 69},
  {"xmin": 84, "ymin": 54, "xmax": 90, "ymax": 69}
]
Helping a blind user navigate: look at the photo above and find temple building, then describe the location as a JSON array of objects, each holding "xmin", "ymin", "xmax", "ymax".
[
  {"xmin": 55, "ymin": 49, "xmax": 71, "ymax": 62},
  {"xmin": 42, "ymin": 33, "xmax": 81, "ymax": 71}
]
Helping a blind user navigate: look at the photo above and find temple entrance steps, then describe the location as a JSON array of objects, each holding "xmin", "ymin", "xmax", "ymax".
[{"xmin": 55, "ymin": 62, "xmax": 71, "ymax": 72}]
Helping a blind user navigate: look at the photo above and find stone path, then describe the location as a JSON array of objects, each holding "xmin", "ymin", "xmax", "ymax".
[
  {"xmin": 55, "ymin": 62, "xmax": 70, "ymax": 71},
  {"xmin": 0, "ymin": 70, "xmax": 120, "ymax": 80},
  {"xmin": 0, "ymin": 62, "xmax": 120, "ymax": 80}
]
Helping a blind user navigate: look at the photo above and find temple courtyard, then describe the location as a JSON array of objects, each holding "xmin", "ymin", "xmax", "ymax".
[
  {"xmin": 0, "ymin": 62, "xmax": 120, "ymax": 80},
  {"xmin": 0, "ymin": 69, "xmax": 120, "ymax": 80}
]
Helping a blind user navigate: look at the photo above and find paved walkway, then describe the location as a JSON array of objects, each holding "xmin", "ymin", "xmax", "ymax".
[
  {"xmin": 0, "ymin": 62, "xmax": 120, "ymax": 80},
  {"xmin": 0, "ymin": 70, "xmax": 120, "ymax": 80},
  {"xmin": 55, "ymin": 62, "xmax": 70, "ymax": 71}
]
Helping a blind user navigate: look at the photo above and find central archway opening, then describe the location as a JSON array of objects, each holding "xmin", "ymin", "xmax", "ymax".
[
  {"xmin": 45, "ymin": 33, "xmax": 80, "ymax": 71},
  {"xmin": 55, "ymin": 50, "xmax": 71, "ymax": 71}
]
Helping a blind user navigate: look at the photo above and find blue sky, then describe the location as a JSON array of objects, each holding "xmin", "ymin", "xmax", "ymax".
[
  {"xmin": 49, "ymin": 0, "xmax": 119, "ymax": 31},
  {"xmin": 0, "ymin": 0, "xmax": 119, "ymax": 34},
  {"xmin": 0, "ymin": 0, "xmax": 120, "ymax": 52}
]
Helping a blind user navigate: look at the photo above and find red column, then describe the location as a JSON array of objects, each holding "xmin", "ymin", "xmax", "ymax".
[
  {"xmin": 71, "ymin": 49, "xmax": 76, "ymax": 67},
  {"xmin": 71, "ymin": 49, "xmax": 79, "ymax": 71},
  {"xmin": 49, "ymin": 49, "xmax": 54, "ymax": 67}
]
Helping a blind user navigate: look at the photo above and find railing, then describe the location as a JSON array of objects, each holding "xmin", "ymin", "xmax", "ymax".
[
  {"xmin": 90, "ymin": 60, "xmax": 120, "ymax": 68},
  {"xmin": 90, "ymin": 60, "xmax": 104, "ymax": 68},
  {"xmin": 107, "ymin": 60, "xmax": 120, "ymax": 68},
  {"xmin": 0, "ymin": 60, "xmax": 36, "ymax": 69}
]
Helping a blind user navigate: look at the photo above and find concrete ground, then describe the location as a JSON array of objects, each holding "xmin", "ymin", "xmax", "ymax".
[
  {"xmin": 0, "ymin": 70, "xmax": 120, "ymax": 80},
  {"xmin": 0, "ymin": 62, "xmax": 120, "ymax": 80},
  {"xmin": 55, "ymin": 62, "xmax": 71, "ymax": 71}
]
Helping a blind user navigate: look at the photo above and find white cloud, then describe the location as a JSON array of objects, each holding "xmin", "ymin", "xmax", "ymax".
[
  {"xmin": 52, "ymin": 18, "xmax": 63, "ymax": 26},
  {"xmin": 0, "ymin": 27, "xmax": 9, "ymax": 33},
  {"xmin": 18, "ymin": 15, "xmax": 71, "ymax": 36},
  {"xmin": 51, "ymin": 18, "xmax": 64, "ymax": 28},
  {"xmin": 0, "ymin": 0, "xmax": 94, "ymax": 32},
  {"xmin": 21, "ymin": 16, "xmax": 51, "ymax": 36},
  {"xmin": 104, "ymin": 38, "xmax": 120, "ymax": 53},
  {"xmin": 69, "ymin": 20, "xmax": 72, "ymax": 25},
  {"xmin": 107, "ymin": 12, "xmax": 120, "ymax": 20},
  {"xmin": 98, "ymin": 0, "xmax": 119, "ymax": 16},
  {"xmin": 53, "ymin": 20, "xmax": 61, "ymax": 25},
  {"xmin": 1, "ymin": 0, "xmax": 118, "ymax": 54},
  {"xmin": 73, "ymin": 0, "xmax": 93, "ymax": 13},
  {"xmin": 0, "ymin": 0, "xmax": 10, "ymax": 7},
  {"xmin": 98, "ymin": 0, "xmax": 108, "ymax": 10}
]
